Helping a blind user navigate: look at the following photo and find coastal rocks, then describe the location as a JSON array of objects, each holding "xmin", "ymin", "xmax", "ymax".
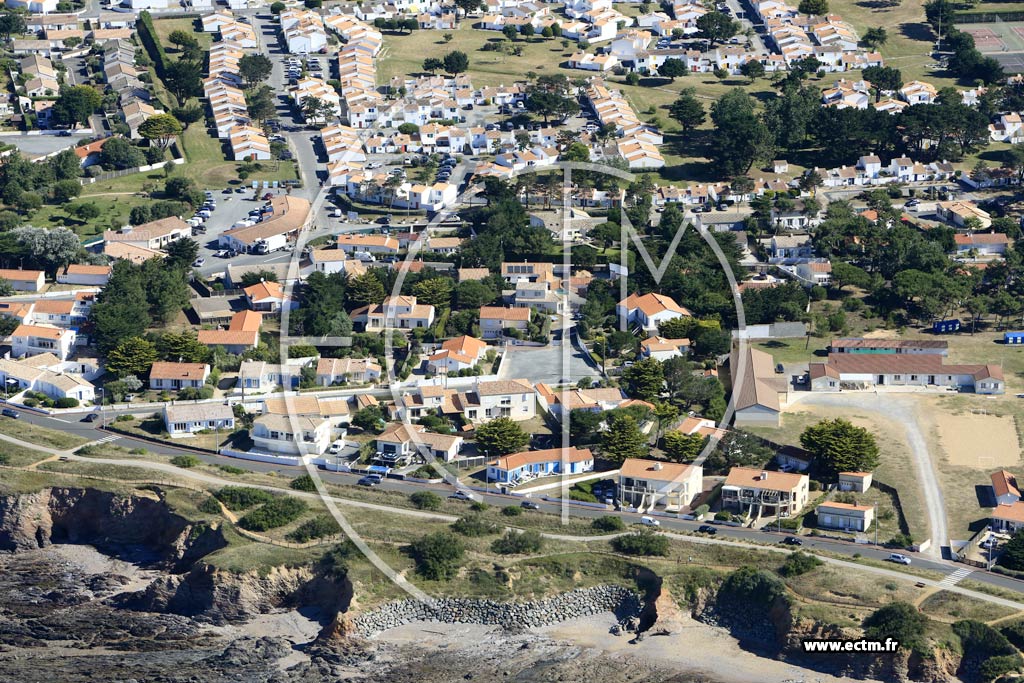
[{"xmin": 351, "ymin": 585, "xmax": 642, "ymax": 637}]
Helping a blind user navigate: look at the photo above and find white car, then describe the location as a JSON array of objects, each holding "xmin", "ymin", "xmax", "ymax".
[
  {"xmin": 888, "ymin": 553, "xmax": 912, "ymax": 565},
  {"xmin": 192, "ymin": 257, "xmax": 206, "ymax": 268},
  {"xmin": 328, "ymin": 440, "xmax": 344, "ymax": 454},
  {"xmin": 640, "ymin": 516, "xmax": 660, "ymax": 527}
]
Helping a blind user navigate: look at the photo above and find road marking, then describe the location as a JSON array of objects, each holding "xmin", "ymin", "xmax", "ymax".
[
  {"xmin": 86, "ymin": 435, "xmax": 121, "ymax": 446},
  {"xmin": 938, "ymin": 567, "xmax": 973, "ymax": 588}
]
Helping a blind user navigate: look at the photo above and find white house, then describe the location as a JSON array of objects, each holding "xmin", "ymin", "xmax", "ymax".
[
  {"xmin": 454, "ymin": 378, "xmax": 536, "ymax": 424},
  {"xmin": 251, "ymin": 413, "xmax": 332, "ymax": 456},
  {"xmin": 639, "ymin": 336, "xmax": 690, "ymax": 360},
  {"xmin": 816, "ymin": 502, "xmax": 874, "ymax": 532},
  {"xmin": 479, "ymin": 305, "xmax": 531, "ymax": 339},
  {"xmin": 426, "ymin": 335, "xmax": 488, "ymax": 374},
  {"xmin": 148, "ymin": 362, "xmax": 210, "ymax": 391},
  {"xmin": 374, "ymin": 422, "xmax": 463, "ymax": 466},
  {"xmin": 992, "ymin": 470, "xmax": 1022, "ymax": 506},
  {"xmin": 616, "ymin": 292, "xmax": 690, "ymax": 333},
  {"xmin": 315, "ymin": 356, "xmax": 382, "ymax": 385},
  {"xmin": 618, "ymin": 458, "xmax": 703, "ymax": 512},
  {"xmin": 11, "ymin": 324, "xmax": 76, "ymax": 361},
  {"xmin": 352, "ymin": 295, "xmax": 436, "ymax": 332},
  {"xmin": 164, "ymin": 403, "xmax": 236, "ymax": 436}
]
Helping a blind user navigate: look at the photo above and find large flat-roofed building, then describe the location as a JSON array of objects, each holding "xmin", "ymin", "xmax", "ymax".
[{"xmin": 828, "ymin": 338, "xmax": 948, "ymax": 356}]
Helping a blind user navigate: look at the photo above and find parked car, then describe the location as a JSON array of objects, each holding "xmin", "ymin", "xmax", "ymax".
[
  {"xmin": 781, "ymin": 536, "xmax": 803, "ymax": 546},
  {"xmin": 83, "ymin": 413, "xmax": 99, "ymax": 422},
  {"xmin": 448, "ymin": 490, "xmax": 472, "ymax": 501},
  {"xmin": 192, "ymin": 257, "xmax": 206, "ymax": 268},
  {"xmin": 328, "ymin": 440, "xmax": 344, "ymax": 454},
  {"xmin": 775, "ymin": 363, "xmax": 785, "ymax": 374},
  {"xmin": 639, "ymin": 516, "xmax": 660, "ymax": 527},
  {"xmin": 697, "ymin": 525, "xmax": 717, "ymax": 534},
  {"xmin": 521, "ymin": 500, "xmax": 540, "ymax": 510},
  {"xmin": 1, "ymin": 408, "xmax": 19, "ymax": 419},
  {"xmin": 888, "ymin": 553, "xmax": 912, "ymax": 565},
  {"xmin": 357, "ymin": 474, "xmax": 382, "ymax": 486}
]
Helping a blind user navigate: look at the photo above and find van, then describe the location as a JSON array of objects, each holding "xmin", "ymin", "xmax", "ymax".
[
  {"xmin": 353, "ymin": 250, "xmax": 375, "ymax": 262},
  {"xmin": 640, "ymin": 516, "xmax": 660, "ymax": 527},
  {"xmin": 888, "ymin": 553, "xmax": 912, "ymax": 565}
]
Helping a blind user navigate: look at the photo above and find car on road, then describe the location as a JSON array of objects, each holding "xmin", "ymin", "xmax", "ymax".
[
  {"xmin": 375, "ymin": 215, "xmax": 391, "ymax": 224},
  {"xmin": 235, "ymin": 187, "xmax": 246, "ymax": 193},
  {"xmin": 448, "ymin": 490, "xmax": 472, "ymax": 501},
  {"xmin": 192, "ymin": 257, "xmax": 206, "ymax": 268},
  {"xmin": 262, "ymin": 192, "xmax": 274, "ymax": 200},
  {"xmin": 1, "ymin": 408, "xmax": 19, "ymax": 419},
  {"xmin": 83, "ymin": 413, "xmax": 99, "ymax": 422},
  {"xmin": 781, "ymin": 536, "xmax": 803, "ymax": 546},
  {"xmin": 521, "ymin": 500, "xmax": 540, "ymax": 510},
  {"xmin": 775, "ymin": 363, "xmax": 785, "ymax": 374},
  {"xmin": 223, "ymin": 188, "xmax": 233, "ymax": 194},
  {"xmin": 57, "ymin": 130, "xmax": 72, "ymax": 137},
  {"xmin": 639, "ymin": 516, "xmax": 660, "ymax": 527},
  {"xmin": 357, "ymin": 474, "xmax": 382, "ymax": 486},
  {"xmin": 214, "ymin": 250, "xmax": 229, "ymax": 258},
  {"xmin": 697, "ymin": 525, "xmax": 717, "ymax": 534},
  {"xmin": 905, "ymin": 198, "xmax": 920, "ymax": 207},
  {"xmin": 888, "ymin": 553, "xmax": 912, "ymax": 565}
]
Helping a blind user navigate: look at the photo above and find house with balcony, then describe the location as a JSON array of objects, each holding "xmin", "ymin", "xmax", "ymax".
[
  {"xmin": 148, "ymin": 362, "xmax": 210, "ymax": 391},
  {"xmin": 251, "ymin": 413, "xmax": 333, "ymax": 456},
  {"xmin": 0, "ymin": 355, "xmax": 95, "ymax": 403},
  {"xmin": 451, "ymin": 378, "xmax": 536, "ymax": 424},
  {"xmin": 236, "ymin": 359, "xmax": 308, "ymax": 393},
  {"xmin": 721, "ymin": 467, "xmax": 810, "ymax": 518},
  {"xmin": 426, "ymin": 335, "xmax": 488, "ymax": 374},
  {"xmin": 164, "ymin": 403, "xmax": 235, "ymax": 436},
  {"xmin": 639, "ymin": 336, "xmax": 690, "ymax": 361},
  {"xmin": 11, "ymin": 324, "xmax": 76, "ymax": 361},
  {"xmin": 374, "ymin": 422, "xmax": 463, "ymax": 466},
  {"xmin": 618, "ymin": 458, "xmax": 703, "ymax": 512},
  {"xmin": 353, "ymin": 295, "xmax": 436, "ymax": 332},
  {"xmin": 486, "ymin": 446, "xmax": 594, "ymax": 485},
  {"xmin": 535, "ymin": 383, "xmax": 651, "ymax": 422}
]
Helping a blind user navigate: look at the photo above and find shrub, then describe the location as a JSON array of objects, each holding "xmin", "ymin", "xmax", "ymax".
[
  {"xmin": 290, "ymin": 474, "xmax": 317, "ymax": 492},
  {"xmin": 612, "ymin": 529, "xmax": 669, "ymax": 556},
  {"xmin": 717, "ymin": 566, "xmax": 788, "ymax": 613},
  {"xmin": 170, "ymin": 455, "xmax": 200, "ymax": 468},
  {"xmin": 286, "ymin": 514, "xmax": 341, "ymax": 542},
  {"xmin": 491, "ymin": 529, "xmax": 544, "ymax": 555},
  {"xmin": 198, "ymin": 496, "xmax": 223, "ymax": 515},
  {"xmin": 116, "ymin": 414, "xmax": 133, "ymax": 422},
  {"xmin": 214, "ymin": 486, "xmax": 274, "ymax": 510},
  {"xmin": 452, "ymin": 514, "xmax": 500, "ymax": 537},
  {"xmin": 22, "ymin": 398, "xmax": 38, "ymax": 408},
  {"xmin": 1001, "ymin": 620, "xmax": 1024, "ymax": 651},
  {"xmin": 886, "ymin": 533, "xmax": 913, "ymax": 548},
  {"xmin": 410, "ymin": 531, "xmax": 465, "ymax": 580},
  {"xmin": 408, "ymin": 465, "xmax": 439, "ymax": 479},
  {"xmin": 238, "ymin": 497, "xmax": 307, "ymax": 531},
  {"xmin": 693, "ymin": 504, "xmax": 710, "ymax": 518},
  {"xmin": 778, "ymin": 551, "xmax": 822, "ymax": 577},
  {"xmin": 501, "ymin": 505, "xmax": 522, "ymax": 517},
  {"xmin": 863, "ymin": 602, "xmax": 929, "ymax": 654},
  {"xmin": 592, "ymin": 515, "xmax": 626, "ymax": 532},
  {"xmin": 714, "ymin": 510, "xmax": 732, "ymax": 521},
  {"xmin": 54, "ymin": 397, "xmax": 79, "ymax": 408},
  {"xmin": 980, "ymin": 655, "xmax": 1022, "ymax": 682},
  {"xmin": 218, "ymin": 465, "xmax": 246, "ymax": 475},
  {"xmin": 469, "ymin": 501, "xmax": 489, "ymax": 512},
  {"xmin": 953, "ymin": 620, "xmax": 1017, "ymax": 660},
  {"xmin": 410, "ymin": 490, "xmax": 443, "ymax": 510}
]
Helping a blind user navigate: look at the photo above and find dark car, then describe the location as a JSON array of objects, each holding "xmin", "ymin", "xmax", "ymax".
[
  {"xmin": 83, "ymin": 413, "xmax": 99, "ymax": 422},
  {"xmin": 775, "ymin": 363, "xmax": 785, "ymax": 374},
  {"xmin": 781, "ymin": 536, "xmax": 803, "ymax": 546},
  {"xmin": 357, "ymin": 475, "xmax": 382, "ymax": 486},
  {"xmin": 697, "ymin": 525, "xmax": 717, "ymax": 534},
  {"xmin": 56, "ymin": 130, "xmax": 72, "ymax": 137},
  {"xmin": 375, "ymin": 215, "xmax": 392, "ymax": 224},
  {"xmin": 235, "ymin": 187, "xmax": 246, "ymax": 193},
  {"xmin": 521, "ymin": 500, "xmax": 540, "ymax": 510},
  {"xmin": 1, "ymin": 408, "xmax": 19, "ymax": 419}
]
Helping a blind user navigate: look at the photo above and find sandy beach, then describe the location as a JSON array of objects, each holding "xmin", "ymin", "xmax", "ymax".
[{"xmin": 376, "ymin": 613, "xmax": 882, "ymax": 683}]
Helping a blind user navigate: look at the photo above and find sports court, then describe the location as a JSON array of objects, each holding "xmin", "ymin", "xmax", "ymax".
[{"xmin": 957, "ymin": 18, "xmax": 1024, "ymax": 72}]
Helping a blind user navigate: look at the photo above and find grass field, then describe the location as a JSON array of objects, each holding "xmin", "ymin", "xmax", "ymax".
[
  {"xmin": 0, "ymin": 417, "xmax": 89, "ymax": 451},
  {"xmin": 152, "ymin": 18, "xmax": 212, "ymax": 59}
]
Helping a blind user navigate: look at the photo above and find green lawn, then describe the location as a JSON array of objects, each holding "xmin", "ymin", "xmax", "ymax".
[
  {"xmin": 0, "ymin": 417, "xmax": 89, "ymax": 451},
  {"xmin": 152, "ymin": 17, "xmax": 212, "ymax": 61}
]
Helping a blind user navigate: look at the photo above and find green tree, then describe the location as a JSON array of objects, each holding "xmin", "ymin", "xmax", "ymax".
[
  {"xmin": 138, "ymin": 113, "xmax": 183, "ymax": 149},
  {"xmin": 156, "ymin": 330, "xmax": 208, "ymax": 363},
  {"xmin": 13, "ymin": 226, "xmax": 79, "ymax": 274},
  {"xmin": 454, "ymin": 0, "xmax": 482, "ymax": 15},
  {"xmin": 51, "ymin": 85, "xmax": 103, "ymax": 128},
  {"xmin": 622, "ymin": 357, "xmax": 664, "ymax": 401},
  {"xmin": 412, "ymin": 277, "xmax": 454, "ymax": 308},
  {"xmin": 739, "ymin": 59, "xmax": 765, "ymax": 82},
  {"xmin": 491, "ymin": 529, "xmax": 543, "ymax": 554},
  {"xmin": 238, "ymin": 53, "xmax": 273, "ymax": 87},
  {"xmin": 696, "ymin": 11, "xmax": 740, "ymax": 45},
  {"xmin": 612, "ymin": 528, "xmax": 669, "ymax": 556},
  {"xmin": 797, "ymin": 0, "xmax": 828, "ymax": 14},
  {"xmin": 52, "ymin": 179, "xmax": 81, "ymax": 203},
  {"xmin": 167, "ymin": 29, "xmax": 198, "ymax": 50},
  {"xmin": 710, "ymin": 89, "xmax": 774, "ymax": 177},
  {"xmin": 422, "ymin": 57, "xmax": 444, "ymax": 73},
  {"xmin": 100, "ymin": 137, "xmax": 146, "ymax": 170},
  {"xmin": 800, "ymin": 418, "xmax": 880, "ymax": 480},
  {"xmin": 862, "ymin": 27, "xmax": 888, "ymax": 49},
  {"xmin": 106, "ymin": 337, "xmax": 158, "ymax": 377},
  {"xmin": 601, "ymin": 413, "xmax": 646, "ymax": 463},
  {"xmin": 443, "ymin": 50, "xmax": 470, "ymax": 75},
  {"xmin": 659, "ymin": 58, "xmax": 687, "ymax": 81},
  {"xmin": 352, "ymin": 405, "xmax": 385, "ymax": 432},
  {"xmin": 663, "ymin": 430, "xmax": 704, "ymax": 462},
  {"xmin": 49, "ymin": 149, "xmax": 82, "ymax": 181},
  {"xmin": 171, "ymin": 103, "xmax": 203, "ymax": 129},
  {"xmin": 1001, "ymin": 529, "xmax": 1024, "ymax": 571},
  {"xmin": 863, "ymin": 602, "xmax": 929, "ymax": 653},
  {"xmin": 410, "ymin": 531, "xmax": 465, "ymax": 579},
  {"xmin": 73, "ymin": 203, "xmax": 100, "ymax": 220},
  {"xmin": 0, "ymin": 12, "xmax": 27, "ymax": 43},
  {"xmin": 346, "ymin": 272, "xmax": 385, "ymax": 309},
  {"xmin": 165, "ymin": 238, "xmax": 200, "ymax": 271},
  {"xmin": 163, "ymin": 59, "xmax": 203, "ymax": 102},
  {"xmin": 410, "ymin": 491, "xmax": 443, "ymax": 510},
  {"xmin": 668, "ymin": 90, "xmax": 706, "ymax": 136},
  {"xmin": 475, "ymin": 417, "xmax": 529, "ymax": 458}
]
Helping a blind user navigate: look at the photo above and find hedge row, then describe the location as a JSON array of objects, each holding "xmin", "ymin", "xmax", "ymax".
[{"xmin": 136, "ymin": 11, "xmax": 170, "ymax": 78}]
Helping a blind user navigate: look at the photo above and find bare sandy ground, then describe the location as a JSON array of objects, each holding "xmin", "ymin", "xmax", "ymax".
[
  {"xmin": 376, "ymin": 614, "xmax": 880, "ymax": 683},
  {"xmin": 932, "ymin": 412, "xmax": 1019, "ymax": 468}
]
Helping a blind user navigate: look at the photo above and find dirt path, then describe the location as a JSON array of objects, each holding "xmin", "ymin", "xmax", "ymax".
[{"xmin": 788, "ymin": 393, "xmax": 948, "ymax": 559}]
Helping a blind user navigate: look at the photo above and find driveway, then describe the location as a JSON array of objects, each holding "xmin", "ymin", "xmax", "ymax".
[
  {"xmin": 789, "ymin": 393, "xmax": 947, "ymax": 558},
  {"xmin": 500, "ymin": 338, "xmax": 598, "ymax": 385}
]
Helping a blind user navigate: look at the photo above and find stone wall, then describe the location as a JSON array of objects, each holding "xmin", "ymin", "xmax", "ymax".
[{"xmin": 352, "ymin": 585, "xmax": 641, "ymax": 636}]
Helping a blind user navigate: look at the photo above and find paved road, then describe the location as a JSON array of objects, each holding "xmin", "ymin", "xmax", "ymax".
[
  {"xmin": 788, "ymin": 392, "xmax": 949, "ymax": 560},
  {"xmin": 8, "ymin": 411, "xmax": 1024, "ymax": 604}
]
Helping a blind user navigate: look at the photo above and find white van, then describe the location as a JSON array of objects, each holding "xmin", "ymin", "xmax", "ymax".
[{"xmin": 640, "ymin": 516, "xmax": 660, "ymax": 527}]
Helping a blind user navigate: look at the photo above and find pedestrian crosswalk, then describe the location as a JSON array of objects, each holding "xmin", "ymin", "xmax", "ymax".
[
  {"xmin": 938, "ymin": 567, "xmax": 973, "ymax": 588},
  {"xmin": 87, "ymin": 435, "xmax": 120, "ymax": 446}
]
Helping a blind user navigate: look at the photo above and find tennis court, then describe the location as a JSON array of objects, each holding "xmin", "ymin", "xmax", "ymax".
[{"xmin": 957, "ymin": 19, "xmax": 1024, "ymax": 71}]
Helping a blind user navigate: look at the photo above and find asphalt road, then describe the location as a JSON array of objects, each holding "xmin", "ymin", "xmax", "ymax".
[{"xmin": 10, "ymin": 404, "xmax": 1024, "ymax": 597}]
